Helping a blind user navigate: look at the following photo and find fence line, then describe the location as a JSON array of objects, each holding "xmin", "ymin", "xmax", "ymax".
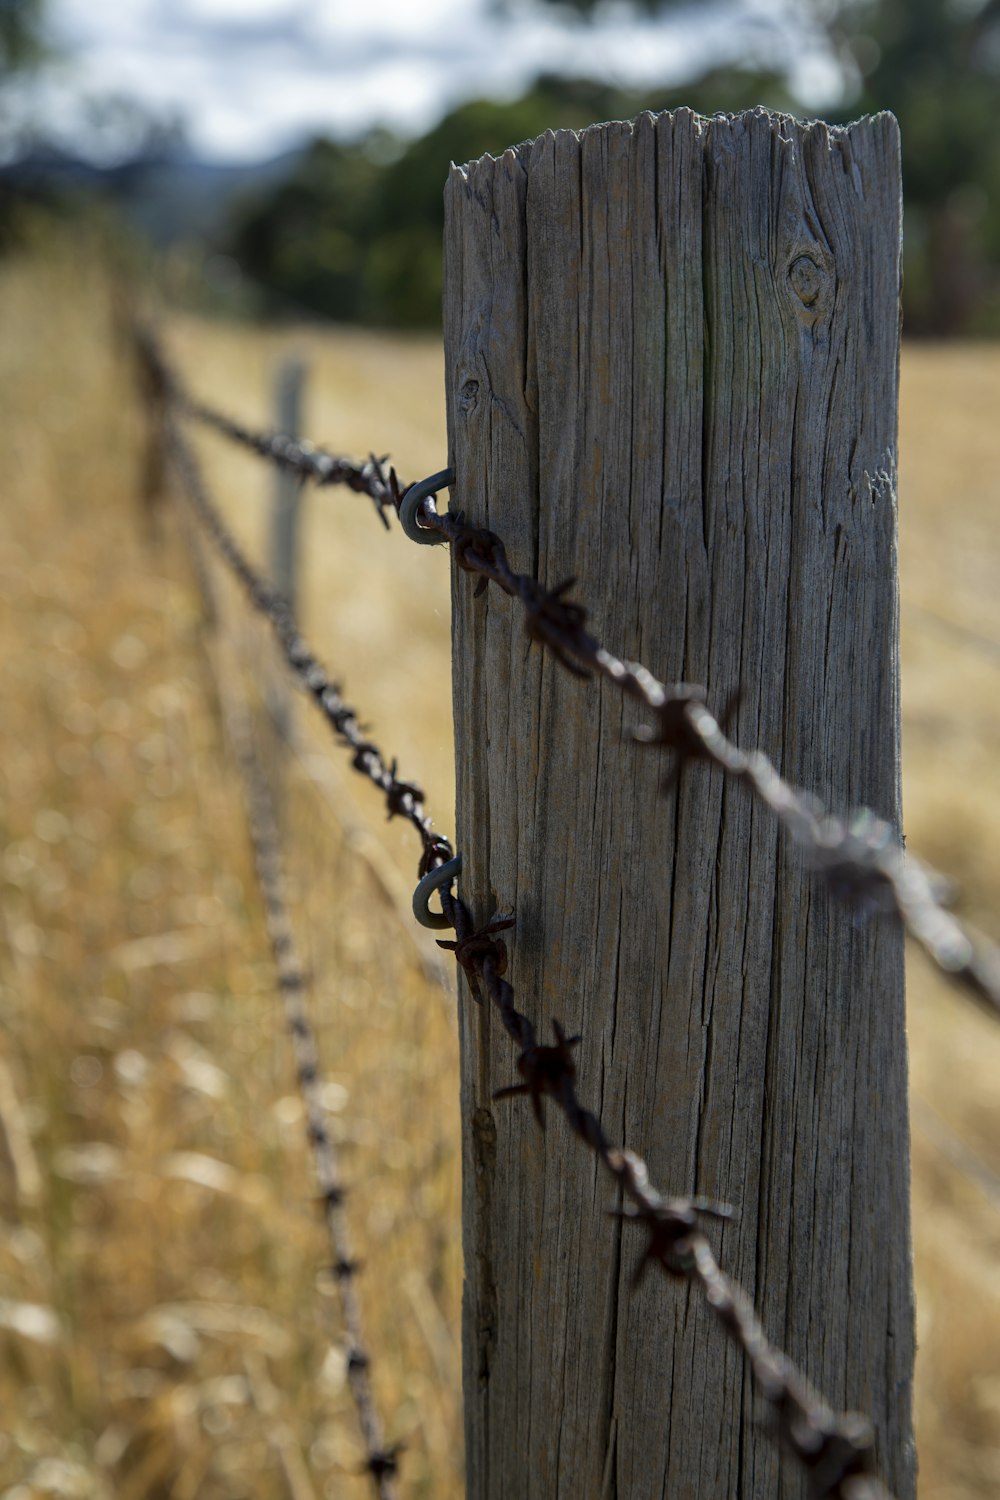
[
  {"xmin": 160, "ymin": 401, "xmax": 452, "ymax": 879},
  {"xmin": 175, "ymin": 517, "xmax": 405, "ymax": 1493},
  {"xmin": 258, "ymin": 688, "xmax": 453, "ymax": 993},
  {"xmin": 218, "ymin": 675, "xmax": 401, "ymax": 1499},
  {"xmin": 152, "ymin": 410, "xmax": 405, "ymax": 1496},
  {"xmin": 139, "ymin": 329, "xmax": 914, "ymax": 1500},
  {"xmin": 180, "ymin": 391, "xmax": 400, "ymax": 529},
  {"xmin": 166, "ymin": 353, "xmax": 1000, "ymax": 1027}
]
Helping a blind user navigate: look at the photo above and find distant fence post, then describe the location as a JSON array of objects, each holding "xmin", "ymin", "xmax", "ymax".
[
  {"xmin": 268, "ymin": 356, "xmax": 307, "ymax": 748},
  {"xmin": 443, "ymin": 109, "xmax": 914, "ymax": 1498}
]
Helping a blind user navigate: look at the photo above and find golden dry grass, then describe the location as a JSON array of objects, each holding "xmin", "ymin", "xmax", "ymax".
[
  {"xmin": 0, "ymin": 246, "xmax": 461, "ymax": 1500},
  {"xmin": 897, "ymin": 347, "xmax": 1000, "ymax": 1499},
  {"xmin": 1, "ymin": 240, "xmax": 998, "ymax": 1498}
]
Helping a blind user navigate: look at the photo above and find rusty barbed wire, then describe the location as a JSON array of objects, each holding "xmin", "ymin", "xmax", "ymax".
[
  {"xmin": 184, "ymin": 397, "xmax": 402, "ymax": 531},
  {"xmin": 138, "ymin": 347, "xmax": 407, "ymax": 1493},
  {"xmin": 132, "ymin": 327, "xmax": 448, "ymax": 874},
  {"xmin": 410, "ymin": 498, "xmax": 1000, "ymax": 1024},
  {"xmin": 435, "ymin": 881, "xmax": 898, "ymax": 1499},
  {"xmin": 143, "ymin": 344, "xmax": 903, "ymax": 1500},
  {"xmin": 134, "ymin": 325, "xmax": 402, "ymax": 530},
  {"xmin": 219, "ymin": 679, "xmax": 402, "ymax": 1498},
  {"xmin": 158, "ymin": 403, "xmax": 453, "ymax": 884},
  {"xmin": 144, "ymin": 340, "xmax": 1000, "ymax": 1024}
]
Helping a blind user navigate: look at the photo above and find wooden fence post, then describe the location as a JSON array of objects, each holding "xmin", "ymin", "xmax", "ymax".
[
  {"xmin": 267, "ymin": 356, "xmax": 306, "ymax": 749},
  {"xmin": 443, "ymin": 109, "xmax": 914, "ymax": 1499},
  {"xmin": 270, "ymin": 356, "xmax": 307, "ymax": 610}
]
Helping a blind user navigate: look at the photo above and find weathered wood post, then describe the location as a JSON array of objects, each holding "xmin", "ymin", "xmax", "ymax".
[
  {"xmin": 444, "ymin": 109, "xmax": 914, "ymax": 1499},
  {"xmin": 267, "ymin": 356, "xmax": 306, "ymax": 751},
  {"xmin": 270, "ymin": 356, "xmax": 307, "ymax": 612}
]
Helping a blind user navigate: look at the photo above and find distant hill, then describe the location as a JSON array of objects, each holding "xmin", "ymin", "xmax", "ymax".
[{"xmin": 0, "ymin": 144, "xmax": 303, "ymax": 245}]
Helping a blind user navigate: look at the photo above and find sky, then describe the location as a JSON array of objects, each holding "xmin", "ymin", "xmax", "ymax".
[{"xmin": 15, "ymin": 0, "xmax": 839, "ymax": 163}]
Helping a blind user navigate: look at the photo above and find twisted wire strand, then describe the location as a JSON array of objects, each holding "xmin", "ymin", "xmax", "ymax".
[
  {"xmin": 161, "ymin": 407, "xmax": 453, "ymax": 884},
  {"xmin": 220, "ymin": 681, "xmax": 402, "ymax": 1497},
  {"xmin": 415, "ymin": 506, "xmax": 1000, "ymax": 1025},
  {"xmin": 437, "ymin": 887, "xmax": 896, "ymax": 1500},
  {"xmin": 154, "ymin": 351, "xmax": 1000, "ymax": 1022},
  {"xmin": 132, "ymin": 323, "xmax": 401, "ymax": 529},
  {"xmin": 151, "ymin": 345, "xmax": 900, "ymax": 1500},
  {"xmin": 182, "ymin": 394, "xmax": 401, "ymax": 531}
]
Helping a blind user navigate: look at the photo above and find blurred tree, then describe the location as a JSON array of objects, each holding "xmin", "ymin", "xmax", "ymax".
[
  {"xmin": 227, "ymin": 137, "xmax": 385, "ymax": 322},
  {"xmin": 0, "ymin": 0, "xmax": 47, "ymax": 73},
  {"xmin": 224, "ymin": 69, "xmax": 796, "ymax": 329},
  {"xmin": 518, "ymin": 0, "xmax": 1000, "ymax": 332},
  {"xmin": 225, "ymin": 0, "xmax": 1000, "ymax": 332},
  {"xmin": 825, "ymin": 0, "xmax": 1000, "ymax": 331},
  {"xmin": 0, "ymin": 0, "xmax": 50, "ymax": 245},
  {"xmin": 492, "ymin": 0, "xmax": 678, "ymax": 12}
]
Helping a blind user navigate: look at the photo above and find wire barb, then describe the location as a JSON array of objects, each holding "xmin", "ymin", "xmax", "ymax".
[
  {"xmin": 493, "ymin": 1019, "xmax": 582, "ymax": 1128},
  {"xmin": 188, "ymin": 395, "xmax": 402, "ymax": 528}
]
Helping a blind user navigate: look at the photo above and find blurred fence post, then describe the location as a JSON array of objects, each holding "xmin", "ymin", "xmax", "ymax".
[
  {"xmin": 443, "ymin": 109, "xmax": 915, "ymax": 1499},
  {"xmin": 267, "ymin": 357, "xmax": 307, "ymax": 751}
]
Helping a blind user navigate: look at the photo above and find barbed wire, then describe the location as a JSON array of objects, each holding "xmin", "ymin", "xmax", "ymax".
[
  {"xmin": 144, "ymin": 336, "xmax": 903, "ymax": 1500},
  {"xmin": 437, "ymin": 882, "xmax": 895, "ymax": 1500},
  {"xmin": 415, "ymin": 503, "xmax": 1000, "ymax": 1025},
  {"xmin": 164, "ymin": 354, "xmax": 402, "ymax": 530},
  {"xmin": 159, "ymin": 408, "xmax": 453, "ymax": 891},
  {"xmin": 155, "ymin": 359, "xmax": 1000, "ymax": 1024},
  {"xmin": 149, "ymin": 407, "xmax": 407, "ymax": 1495},
  {"xmin": 219, "ymin": 682, "xmax": 403, "ymax": 1497}
]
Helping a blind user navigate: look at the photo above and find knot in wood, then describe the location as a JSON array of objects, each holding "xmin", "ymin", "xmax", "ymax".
[{"xmin": 789, "ymin": 254, "xmax": 824, "ymax": 306}]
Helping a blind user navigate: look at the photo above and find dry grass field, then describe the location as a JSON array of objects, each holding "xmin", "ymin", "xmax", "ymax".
[{"xmin": 1, "ymin": 239, "xmax": 998, "ymax": 1499}]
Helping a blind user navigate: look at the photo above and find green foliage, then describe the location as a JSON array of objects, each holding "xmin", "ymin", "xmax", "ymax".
[
  {"xmin": 518, "ymin": 0, "xmax": 1000, "ymax": 333},
  {"xmin": 224, "ymin": 1, "xmax": 1000, "ymax": 332},
  {"xmin": 223, "ymin": 69, "xmax": 796, "ymax": 329},
  {"xmin": 826, "ymin": 0, "xmax": 1000, "ymax": 332},
  {"xmin": 0, "ymin": 0, "xmax": 51, "ymax": 249},
  {"xmin": 227, "ymin": 138, "xmax": 383, "ymax": 320},
  {"xmin": 0, "ymin": 0, "xmax": 47, "ymax": 74}
]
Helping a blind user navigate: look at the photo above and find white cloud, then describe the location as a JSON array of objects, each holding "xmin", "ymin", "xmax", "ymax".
[
  {"xmin": 28, "ymin": 0, "xmax": 808, "ymax": 161},
  {"xmin": 188, "ymin": 0, "xmax": 300, "ymax": 18}
]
